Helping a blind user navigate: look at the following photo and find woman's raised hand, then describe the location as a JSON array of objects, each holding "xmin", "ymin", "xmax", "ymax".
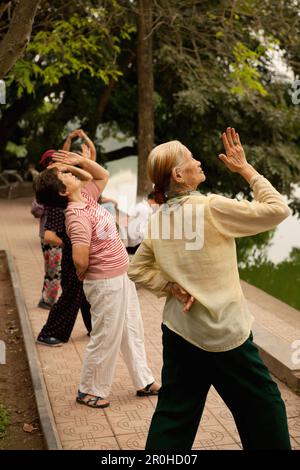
[
  {"xmin": 81, "ymin": 143, "xmax": 91, "ymax": 159},
  {"xmin": 219, "ymin": 127, "xmax": 248, "ymax": 173},
  {"xmin": 52, "ymin": 150, "xmax": 83, "ymax": 167}
]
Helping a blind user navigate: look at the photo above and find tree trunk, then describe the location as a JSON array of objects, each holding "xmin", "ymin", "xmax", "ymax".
[
  {"xmin": 90, "ymin": 51, "xmax": 136, "ymax": 139},
  {"xmin": 89, "ymin": 78, "xmax": 116, "ymax": 138},
  {"xmin": 0, "ymin": 0, "xmax": 41, "ymax": 79},
  {"xmin": 137, "ymin": 0, "xmax": 154, "ymax": 200}
]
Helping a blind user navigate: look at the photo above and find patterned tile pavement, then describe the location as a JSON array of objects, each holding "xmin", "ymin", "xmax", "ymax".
[{"xmin": 0, "ymin": 197, "xmax": 299, "ymax": 450}]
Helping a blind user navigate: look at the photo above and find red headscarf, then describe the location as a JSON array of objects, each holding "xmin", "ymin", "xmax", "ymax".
[{"xmin": 39, "ymin": 149, "xmax": 56, "ymax": 168}]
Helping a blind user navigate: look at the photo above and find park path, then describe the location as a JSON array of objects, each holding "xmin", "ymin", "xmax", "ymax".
[{"xmin": 0, "ymin": 197, "xmax": 299, "ymax": 450}]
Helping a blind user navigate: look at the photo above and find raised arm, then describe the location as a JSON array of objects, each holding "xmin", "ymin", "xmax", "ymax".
[
  {"xmin": 77, "ymin": 129, "xmax": 96, "ymax": 161},
  {"xmin": 62, "ymin": 130, "xmax": 77, "ymax": 152},
  {"xmin": 62, "ymin": 129, "xmax": 96, "ymax": 161},
  {"xmin": 52, "ymin": 150, "xmax": 109, "ymax": 193},
  {"xmin": 218, "ymin": 127, "xmax": 260, "ymax": 183},
  {"xmin": 209, "ymin": 127, "xmax": 291, "ymax": 238},
  {"xmin": 48, "ymin": 161, "xmax": 92, "ymax": 183}
]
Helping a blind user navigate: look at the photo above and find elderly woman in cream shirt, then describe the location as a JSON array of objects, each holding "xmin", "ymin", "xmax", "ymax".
[{"xmin": 128, "ymin": 127, "xmax": 291, "ymax": 450}]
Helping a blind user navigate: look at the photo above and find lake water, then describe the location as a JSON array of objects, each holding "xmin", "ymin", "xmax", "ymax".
[
  {"xmin": 104, "ymin": 154, "xmax": 300, "ymax": 311},
  {"xmin": 104, "ymin": 156, "xmax": 138, "ymax": 213}
]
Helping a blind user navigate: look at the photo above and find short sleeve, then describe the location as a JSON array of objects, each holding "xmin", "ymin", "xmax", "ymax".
[{"xmin": 66, "ymin": 214, "xmax": 92, "ymax": 246}]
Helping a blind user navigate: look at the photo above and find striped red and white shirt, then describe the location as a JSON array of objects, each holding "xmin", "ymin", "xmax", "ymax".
[{"xmin": 65, "ymin": 180, "xmax": 129, "ymax": 280}]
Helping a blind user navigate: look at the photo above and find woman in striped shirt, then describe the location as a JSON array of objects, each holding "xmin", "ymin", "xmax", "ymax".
[{"xmin": 34, "ymin": 151, "xmax": 159, "ymax": 409}]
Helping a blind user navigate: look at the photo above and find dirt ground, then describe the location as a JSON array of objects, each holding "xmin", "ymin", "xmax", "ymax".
[{"xmin": 0, "ymin": 251, "xmax": 45, "ymax": 450}]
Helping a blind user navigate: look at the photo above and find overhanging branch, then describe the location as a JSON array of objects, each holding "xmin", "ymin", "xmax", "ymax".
[
  {"xmin": 101, "ymin": 145, "xmax": 137, "ymax": 162},
  {"xmin": 0, "ymin": 0, "xmax": 41, "ymax": 79}
]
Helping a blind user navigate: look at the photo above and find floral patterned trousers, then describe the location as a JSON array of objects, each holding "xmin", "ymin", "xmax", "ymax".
[{"xmin": 41, "ymin": 241, "xmax": 62, "ymax": 306}]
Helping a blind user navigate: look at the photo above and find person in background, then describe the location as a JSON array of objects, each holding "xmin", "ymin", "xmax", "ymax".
[
  {"xmin": 34, "ymin": 150, "xmax": 160, "ymax": 407},
  {"xmin": 25, "ymin": 163, "xmax": 40, "ymax": 182},
  {"xmin": 63, "ymin": 128, "xmax": 96, "ymax": 161},
  {"xmin": 98, "ymin": 195, "xmax": 118, "ymax": 215},
  {"xmin": 126, "ymin": 192, "xmax": 158, "ymax": 254},
  {"xmin": 128, "ymin": 127, "xmax": 291, "ymax": 450},
  {"xmin": 35, "ymin": 132, "xmax": 93, "ymax": 346},
  {"xmin": 31, "ymin": 194, "xmax": 62, "ymax": 310}
]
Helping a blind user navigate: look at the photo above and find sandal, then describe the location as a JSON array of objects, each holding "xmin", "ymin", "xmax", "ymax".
[
  {"xmin": 136, "ymin": 381, "xmax": 160, "ymax": 397},
  {"xmin": 76, "ymin": 391, "xmax": 110, "ymax": 408}
]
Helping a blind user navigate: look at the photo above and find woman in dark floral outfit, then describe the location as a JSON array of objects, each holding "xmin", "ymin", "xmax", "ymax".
[{"xmin": 37, "ymin": 206, "xmax": 91, "ymax": 346}]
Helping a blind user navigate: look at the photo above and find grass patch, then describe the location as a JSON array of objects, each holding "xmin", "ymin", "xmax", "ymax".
[
  {"xmin": 239, "ymin": 248, "xmax": 300, "ymax": 311},
  {"xmin": 0, "ymin": 403, "xmax": 9, "ymax": 438}
]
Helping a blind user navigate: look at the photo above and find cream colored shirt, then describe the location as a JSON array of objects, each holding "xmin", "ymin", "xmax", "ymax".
[{"xmin": 128, "ymin": 175, "xmax": 290, "ymax": 352}]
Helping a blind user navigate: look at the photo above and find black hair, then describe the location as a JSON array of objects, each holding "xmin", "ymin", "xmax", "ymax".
[
  {"xmin": 147, "ymin": 191, "xmax": 156, "ymax": 200},
  {"xmin": 34, "ymin": 167, "xmax": 68, "ymax": 209}
]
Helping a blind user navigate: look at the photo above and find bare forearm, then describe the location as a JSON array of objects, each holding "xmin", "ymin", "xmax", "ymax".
[
  {"xmin": 62, "ymin": 137, "xmax": 72, "ymax": 151},
  {"xmin": 44, "ymin": 230, "xmax": 63, "ymax": 247},
  {"xmin": 73, "ymin": 258, "xmax": 88, "ymax": 272},
  {"xmin": 72, "ymin": 251, "xmax": 89, "ymax": 281},
  {"xmin": 79, "ymin": 157, "xmax": 109, "ymax": 181},
  {"xmin": 52, "ymin": 150, "xmax": 109, "ymax": 191},
  {"xmin": 86, "ymin": 138, "xmax": 96, "ymax": 161},
  {"xmin": 67, "ymin": 165, "xmax": 92, "ymax": 181},
  {"xmin": 90, "ymin": 148, "xmax": 96, "ymax": 162}
]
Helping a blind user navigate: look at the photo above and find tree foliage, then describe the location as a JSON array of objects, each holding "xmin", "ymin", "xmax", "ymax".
[
  {"xmin": 1, "ymin": 0, "xmax": 300, "ymax": 205},
  {"xmin": 7, "ymin": 1, "xmax": 135, "ymax": 95}
]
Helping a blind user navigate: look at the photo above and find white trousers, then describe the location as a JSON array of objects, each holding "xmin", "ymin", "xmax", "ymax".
[{"xmin": 80, "ymin": 273, "xmax": 154, "ymax": 398}]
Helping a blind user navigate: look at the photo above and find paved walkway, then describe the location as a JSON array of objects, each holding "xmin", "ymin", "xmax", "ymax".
[{"xmin": 0, "ymin": 197, "xmax": 300, "ymax": 450}]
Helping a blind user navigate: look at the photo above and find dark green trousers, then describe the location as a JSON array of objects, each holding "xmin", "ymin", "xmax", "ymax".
[{"xmin": 146, "ymin": 325, "xmax": 291, "ymax": 450}]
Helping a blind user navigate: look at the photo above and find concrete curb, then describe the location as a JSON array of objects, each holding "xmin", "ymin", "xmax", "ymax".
[
  {"xmin": 253, "ymin": 323, "xmax": 300, "ymax": 393},
  {"xmin": 5, "ymin": 250, "xmax": 62, "ymax": 450},
  {"xmin": 242, "ymin": 281, "xmax": 300, "ymax": 393}
]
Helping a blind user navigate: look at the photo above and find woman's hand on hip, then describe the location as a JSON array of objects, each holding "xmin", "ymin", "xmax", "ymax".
[{"xmin": 165, "ymin": 282, "xmax": 194, "ymax": 314}]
